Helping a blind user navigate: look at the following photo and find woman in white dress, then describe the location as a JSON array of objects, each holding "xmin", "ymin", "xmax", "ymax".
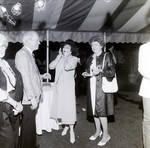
[{"xmin": 49, "ymin": 40, "xmax": 79, "ymax": 144}]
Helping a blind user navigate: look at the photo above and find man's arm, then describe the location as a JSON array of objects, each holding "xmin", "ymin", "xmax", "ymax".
[{"xmin": 138, "ymin": 45, "xmax": 150, "ymax": 79}]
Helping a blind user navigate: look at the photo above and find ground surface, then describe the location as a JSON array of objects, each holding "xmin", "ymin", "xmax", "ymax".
[{"xmin": 37, "ymin": 89, "xmax": 143, "ymax": 148}]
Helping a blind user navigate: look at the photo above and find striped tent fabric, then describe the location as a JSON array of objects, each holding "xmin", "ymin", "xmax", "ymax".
[{"xmin": 0, "ymin": 0, "xmax": 150, "ymax": 43}]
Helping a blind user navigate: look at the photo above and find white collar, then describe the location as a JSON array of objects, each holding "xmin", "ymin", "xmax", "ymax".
[{"xmin": 24, "ymin": 46, "xmax": 33, "ymax": 54}]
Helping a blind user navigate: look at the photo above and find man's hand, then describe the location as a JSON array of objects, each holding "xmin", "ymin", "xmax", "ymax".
[
  {"xmin": 41, "ymin": 73, "xmax": 51, "ymax": 80},
  {"xmin": 31, "ymin": 99, "xmax": 38, "ymax": 110},
  {"xmin": 15, "ymin": 101, "xmax": 23, "ymax": 112},
  {"xmin": 13, "ymin": 101, "xmax": 23, "ymax": 115}
]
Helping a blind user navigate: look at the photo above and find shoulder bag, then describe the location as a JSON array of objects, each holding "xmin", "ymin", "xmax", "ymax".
[{"xmin": 102, "ymin": 53, "xmax": 118, "ymax": 93}]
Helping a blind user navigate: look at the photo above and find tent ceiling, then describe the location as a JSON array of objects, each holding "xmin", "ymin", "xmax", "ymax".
[{"xmin": 0, "ymin": 0, "xmax": 150, "ymax": 43}]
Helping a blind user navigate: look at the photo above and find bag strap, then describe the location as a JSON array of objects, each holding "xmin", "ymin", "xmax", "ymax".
[{"xmin": 102, "ymin": 53, "xmax": 107, "ymax": 70}]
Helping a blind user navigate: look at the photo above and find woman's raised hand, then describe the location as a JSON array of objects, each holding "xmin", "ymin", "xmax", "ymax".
[{"xmin": 58, "ymin": 48, "xmax": 62, "ymax": 58}]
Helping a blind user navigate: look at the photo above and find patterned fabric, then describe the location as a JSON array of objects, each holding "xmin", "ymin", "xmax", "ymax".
[
  {"xmin": 0, "ymin": 1, "xmax": 150, "ymax": 43},
  {"xmin": 0, "ymin": 59, "xmax": 23, "ymax": 101},
  {"xmin": 15, "ymin": 46, "xmax": 42, "ymax": 104},
  {"xmin": 0, "ymin": 60, "xmax": 16, "ymax": 91}
]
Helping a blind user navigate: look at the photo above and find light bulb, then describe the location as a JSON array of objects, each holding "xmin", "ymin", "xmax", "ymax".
[
  {"xmin": 35, "ymin": 0, "xmax": 46, "ymax": 12},
  {"xmin": 38, "ymin": 0, "xmax": 44, "ymax": 7},
  {"xmin": 11, "ymin": 2, "xmax": 22, "ymax": 16},
  {"xmin": 1, "ymin": 6, "xmax": 7, "ymax": 12}
]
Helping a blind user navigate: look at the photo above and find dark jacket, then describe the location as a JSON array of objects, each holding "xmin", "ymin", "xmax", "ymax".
[
  {"xmin": 0, "ymin": 59, "xmax": 23, "ymax": 129},
  {"xmin": 85, "ymin": 52, "xmax": 115, "ymax": 117}
]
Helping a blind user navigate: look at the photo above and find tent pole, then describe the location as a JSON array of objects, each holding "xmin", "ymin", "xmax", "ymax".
[
  {"xmin": 104, "ymin": 32, "xmax": 106, "ymax": 52},
  {"xmin": 46, "ymin": 30, "xmax": 49, "ymax": 83}
]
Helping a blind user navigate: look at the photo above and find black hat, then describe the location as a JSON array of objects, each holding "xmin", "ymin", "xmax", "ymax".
[{"xmin": 60, "ymin": 39, "xmax": 79, "ymax": 57}]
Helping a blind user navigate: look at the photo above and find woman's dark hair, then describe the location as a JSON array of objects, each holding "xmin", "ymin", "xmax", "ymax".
[
  {"xmin": 89, "ymin": 36, "xmax": 104, "ymax": 47},
  {"xmin": 61, "ymin": 39, "xmax": 79, "ymax": 57}
]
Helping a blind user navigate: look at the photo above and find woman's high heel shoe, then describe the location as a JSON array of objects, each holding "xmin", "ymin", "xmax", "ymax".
[
  {"xmin": 70, "ymin": 131, "xmax": 75, "ymax": 143},
  {"xmin": 97, "ymin": 135, "xmax": 110, "ymax": 146},
  {"xmin": 89, "ymin": 131, "xmax": 103, "ymax": 140},
  {"xmin": 61, "ymin": 127, "xmax": 69, "ymax": 136}
]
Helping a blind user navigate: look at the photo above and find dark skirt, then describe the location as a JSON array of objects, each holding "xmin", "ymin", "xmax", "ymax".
[
  {"xmin": 0, "ymin": 103, "xmax": 20, "ymax": 148},
  {"xmin": 87, "ymin": 80, "xmax": 114, "ymax": 117}
]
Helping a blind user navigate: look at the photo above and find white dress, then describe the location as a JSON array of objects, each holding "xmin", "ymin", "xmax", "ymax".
[{"xmin": 50, "ymin": 55, "xmax": 78, "ymax": 124}]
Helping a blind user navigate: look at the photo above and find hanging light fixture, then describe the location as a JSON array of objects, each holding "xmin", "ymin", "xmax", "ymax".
[
  {"xmin": 0, "ymin": 5, "xmax": 16, "ymax": 26},
  {"xmin": 35, "ymin": 0, "xmax": 46, "ymax": 12},
  {"xmin": 0, "ymin": 5, "xmax": 8, "ymax": 17},
  {"xmin": 11, "ymin": 2, "xmax": 22, "ymax": 16},
  {"xmin": 103, "ymin": 0, "xmax": 111, "ymax": 2},
  {"xmin": 7, "ymin": 15, "xmax": 16, "ymax": 26}
]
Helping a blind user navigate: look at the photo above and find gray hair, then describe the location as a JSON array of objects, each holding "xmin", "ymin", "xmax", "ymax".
[{"xmin": 22, "ymin": 31, "xmax": 38, "ymax": 44}]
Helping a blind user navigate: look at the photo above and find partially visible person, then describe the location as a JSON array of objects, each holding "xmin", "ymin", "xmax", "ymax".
[
  {"xmin": 15, "ymin": 31, "xmax": 51, "ymax": 148},
  {"xmin": 138, "ymin": 42, "xmax": 150, "ymax": 148},
  {"xmin": 49, "ymin": 40, "xmax": 79, "ymax": 144},
  {"xmin": 0, "ymin": 33, "xmax": 23, "ymax": 148},
  {"xmin": 82, "ymin": 36, "xmax": 115, "ymax": 146},
  {"xmin": 75, "ymin": 50, "xmax": 86, "ymax": 98},
  {"xmin": 107, "ymin": 44, "xmax": 117, "ymax": 64}
]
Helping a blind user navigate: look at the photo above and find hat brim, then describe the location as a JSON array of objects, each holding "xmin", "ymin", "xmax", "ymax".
[{"xmin": 60, "ymin": 40, "xmax": 79, "ymax": 57}]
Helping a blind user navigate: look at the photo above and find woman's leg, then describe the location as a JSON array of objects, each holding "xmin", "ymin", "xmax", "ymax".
[
  {"xmin": 99, "ymin": 117, "xmax": 110, "ymax": 142},
  {"xmin": 89, "ymin": 117, "xmax": 102, "ymax": 140},
  {"xmin": 92, "ymin": 117, "xmax": 102, "ymax": 137},
  {"xmin": 69, "ymin": 124, "xmax": 75, "ymax": 143},
  {"xmin": 61, "ymin": 125, "xmax": 69, "ymax": 136}
]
